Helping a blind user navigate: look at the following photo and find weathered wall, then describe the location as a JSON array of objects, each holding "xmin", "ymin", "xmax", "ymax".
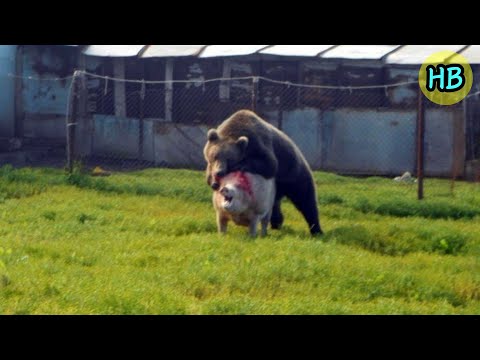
[
  {"xmin": 77, "ymin": 107, "xmax": 462, "ymax": 177},
  {"xmin": 76, "ymin": 114, "xmax": 155, "ymax": 162},
  {"xmin": 284, "ymin": 107, "xmax": 460, "ymax": 177},
  {"xmin": 0, "ymin": 45, "xmax": 16, "ymax": 137},
  {"xmin": 282, "ymin": 108, "xmax": 323, "ymax": 169},
  {"xmin": 21, "ymin": 45, "xmax": 77, "ymax": 140},
  {"xmin": 17, "ymin": 52, "xmax": 466, "ymax": 177},
  {"xmin": 322, "ymin": 108, "xmax": 417, "ymax": 175},
  {"xmin": 386, "ymin": 66, "xmax": 418, "ymax": 108},
  {"xmin": 153, "ymin": 122, "xmax": 208, "ymax": 168}
]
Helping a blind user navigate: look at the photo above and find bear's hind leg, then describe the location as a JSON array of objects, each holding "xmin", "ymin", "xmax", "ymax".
[
  {"xmin": 270, "ymin": 198, "xmax": 284, "ymax": 230},
  {"xmin": 286, "ymin": 178, "xmax": 323, "ymax": 236}
]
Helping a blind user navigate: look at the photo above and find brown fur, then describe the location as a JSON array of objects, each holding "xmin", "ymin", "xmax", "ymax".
[{"xmin": 204, "ymin": 110, "xmax": 323, "ymax": 235}]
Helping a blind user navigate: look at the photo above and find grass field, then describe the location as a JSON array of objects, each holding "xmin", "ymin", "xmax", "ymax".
[{"xmin": 0, "ymin": 164, "xmax": 479, "ymax": 314}]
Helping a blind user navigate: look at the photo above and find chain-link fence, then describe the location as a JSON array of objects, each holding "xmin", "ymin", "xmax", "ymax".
[
  {"xmin": 60, "ymin": 69, "xmax": 474, "ymax": 198},
  {"xmin": 5, "ymin": 69, "xmax": 477, "ymax": 199}
]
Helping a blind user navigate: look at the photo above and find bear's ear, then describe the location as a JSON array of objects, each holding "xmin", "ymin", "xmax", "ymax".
[
  {"xmin": 207, "ymin": 129, "xmax": 219, "ymax": 142},
  {"xmin": 236, "ymin": 136, "xmax": 249, "ymax": 152}
]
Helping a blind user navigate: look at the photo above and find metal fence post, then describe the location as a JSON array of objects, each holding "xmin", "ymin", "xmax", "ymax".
[
  {"xmin": 416, "ymin": 86, "xmax": 425, "ymax": 200},
  {"xmin": 66, "ymin": 70, "xmax": 79, "ymax": 173},
  {"xmin": 251, "ymin": 76, "xmax": 258, "ymax": 112},
  {"xmin": 451, "ymin": 98, "xmax": 468, "ymax": 194},
  {"xmin": 139, "ymin": 79, "xmax": 145, "ymax": 161}
]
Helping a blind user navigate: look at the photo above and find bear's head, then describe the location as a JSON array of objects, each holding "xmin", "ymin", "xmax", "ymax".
[{"xmin": 204, "ymin": 129, "xmax": 249, "ymax": 190}]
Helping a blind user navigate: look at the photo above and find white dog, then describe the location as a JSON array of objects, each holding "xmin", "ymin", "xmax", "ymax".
[{"xmin": 212, "ymin": 171, "xmax": 276, "ymax": 237}]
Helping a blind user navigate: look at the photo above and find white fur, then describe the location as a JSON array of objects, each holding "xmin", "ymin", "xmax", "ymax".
[{"xmin": 212, "ymin": 172, "xmax": 276, "ymax": 237}]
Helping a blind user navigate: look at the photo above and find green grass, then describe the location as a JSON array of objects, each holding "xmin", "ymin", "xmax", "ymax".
[{"xmin": 0, "ymin": 165, "xmax": 479, "ymax": 314}]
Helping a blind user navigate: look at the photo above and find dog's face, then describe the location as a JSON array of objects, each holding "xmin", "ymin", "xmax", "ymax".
[{"xmin": 218, "ymin": 184, "xmax": 248, "ymax": 213}]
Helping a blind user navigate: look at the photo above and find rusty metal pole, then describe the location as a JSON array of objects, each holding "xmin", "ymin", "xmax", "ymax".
[
  {"xmin": 416, "ymin": 86, "xmax": 425, "ymax": 200},
  {"xmin": 450, "ymin": 131, "xmax": 457, "ymax": 196},
  {"xmin": 451, "ymin": 99, "xmax": 467, "ymax": 195},
  {"xmin": 139, "ymin": 78, "xmax": 145, "ymax": 162},
  {"xmin": 66, "ymin": 71, "xmax": 79, "ymax": 173}
]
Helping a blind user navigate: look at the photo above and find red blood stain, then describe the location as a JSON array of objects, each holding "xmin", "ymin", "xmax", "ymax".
[{"xmin": 231, "ymin": 171, "xmax": 254, "ymax": 200}]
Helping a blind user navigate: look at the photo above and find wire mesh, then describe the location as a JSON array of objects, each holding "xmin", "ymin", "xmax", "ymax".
[{"xmin": 4, "ymin": 67, "xmax": 476, "ymax": 199}]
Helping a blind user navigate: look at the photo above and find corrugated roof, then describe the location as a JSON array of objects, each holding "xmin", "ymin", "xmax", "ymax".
[
  {"xmin": 82, "ymin": 45, "xmax": 146, "ymax": 57},
  {"xmin": 320, "ymin": 45, "xmax": 401, "ymax": 59},
  {"xmin": 385, "ymin": 45, "xmax": 467, "ymax": 64},
  {"xmin": 141, "ymin": 45, "xmax": 206, "ymax": 57},
  {"xmin": 260, "ymin": 45, "xmax": 335, "ymax": 57},
  {"xmin": 199, "ymin": 45, "xmax": 269, "ymax": 58},
  {"xmin": 77, "ymin": 45, "xmax": 478, "ymax": 65},
  {"xmin": 449, "ymin": 45, "xmax": 480, "ymax": 64}
]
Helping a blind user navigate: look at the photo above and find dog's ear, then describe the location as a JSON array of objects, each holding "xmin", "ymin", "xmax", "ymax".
[
  {"xmin": 207, "ymin": 129, "xmax": 219, "ymax": 142},
  {"xmin": 236, "ymin": 136, "xmax": 249, "ymax": 152}
]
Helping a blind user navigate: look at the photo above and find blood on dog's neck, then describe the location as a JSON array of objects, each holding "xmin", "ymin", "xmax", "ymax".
[{"xmin": 230, "ymin": 171, "xmax": 254, "ymax": 200}]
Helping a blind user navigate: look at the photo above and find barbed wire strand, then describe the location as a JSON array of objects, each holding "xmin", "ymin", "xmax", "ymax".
[
  {"xmin": 80, "ymin": 71, "xmax": 418, "ymax": 90},
  {"xmin": 6, "ymin": 73, "xmax": 75, "ymax": 81},
  {"xmin": 11, "ymin": 70, "xmax": 480, "ymax": 96},
  {"xmin": 5, "ymin": 71, "xmax": 418, "ymax": 90}
]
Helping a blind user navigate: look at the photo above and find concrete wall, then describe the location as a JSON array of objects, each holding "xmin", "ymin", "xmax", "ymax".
[
  {"xmin": 322, "ymin": 108, "xmax": 417, "ymax": 175},
  {"xmin": 76, "ymin": 107, "xmax": 462, "ymax": 177},
  {"xmin": 21, "ymin": 46, "xmax": 77, "ymax": 140},
  {"xmin": 0, "ymin": 45, "xmax": 16, "ymax": 137},
  {"xmin": 387, "ymin": 67, "xmax": 418, "ymax": 107},
  {"xmin": 76, "ymin": 114, "xmax": 155, "ymax": 162},
  {"xmin": 76, "ymin": 115, "xmax": 208, "ymax": 168},
  {"xmin": 284, "ymin": 107, "xmax": 460, "ymax": 177},
  {"xmin": 153, "ymin": 122, "xmax": 208, "ymax": 169},
  {"xmin": 282, "ymin": 108, "xmax": 323, "ymax": 169},
  {"xmin": 424, "ymin": 109, "xmax": 461, "ymax": 177}
]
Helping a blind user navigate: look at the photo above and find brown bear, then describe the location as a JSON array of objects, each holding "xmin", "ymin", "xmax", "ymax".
[{"xmin": 203, "ymin": 109, "xmax": 323, "ymax": 236}]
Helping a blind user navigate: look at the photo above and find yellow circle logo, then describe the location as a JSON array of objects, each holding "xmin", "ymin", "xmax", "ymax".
[{"xmin": 418, "ymin": 50, "xmax": 473, "ymax": 105}]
